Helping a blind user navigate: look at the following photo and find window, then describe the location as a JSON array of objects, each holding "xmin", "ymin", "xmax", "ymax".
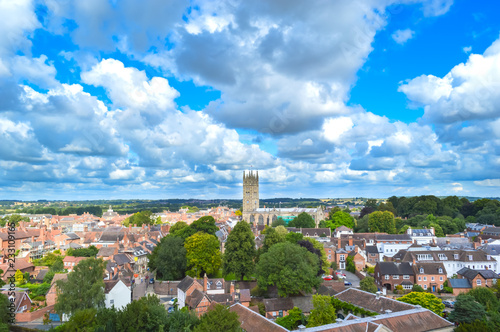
[
  {"xmin": 431, "ymin": 277, "xmax": 435, "ymax": 281},
  {"xmin": 454, "ymin": 254, "xmax": 459, "ymax": 259},
  {"xmin": 423, "ymin": 284, "xmax": 427, "ymax": 290},
  {"xmin": 424, "ymin": 277, "xmax": 427, "ymax": 281},
  {"xmin": 477, "ymin": 279, "xmax": 482, "ymax": 286},
  {"xmin": 469, "ymin": 255, "xmax": 473, "ymax": 261},
  {"xmin": 110, "ymin": 299, "xmax": 114, "ymax": 305},
  {"xmin": 420, "ymin": 268, "xmax": 424, "ymax": 273},
  {"xmin": 440, "ymin": 276, "xmax": 443, "ymax": 281},
  {"xmin": 272, "ymin": 312, "xmax": 276, "ymax": 317},
  {"xmin": 216, "ymin": 281, "xmax": 223, "ymax": 289},
  {"xmin": 340, "ymin": 255, "xmax": 345, "ymax": 261},
  {"xmin": 440, "ymin": 284, "xmax": 443, "ymax": 290},
  {"xmin": 393, "ymin": 275, "xmax": 399, "ymax": 279},
  {"xmin": 385, "ymin": 275, "xmax": 390, "ymax": 280},
  {"xmin": 403, "ymin": 284, "xmax": 412, "ymax": 290},
  {"xmin": 418, "ymin": 276, "xmax": 421, "ymax": 281},
  {"xmin": 403, "ymin": 275, "xmax": 410, "ymax": 279}
]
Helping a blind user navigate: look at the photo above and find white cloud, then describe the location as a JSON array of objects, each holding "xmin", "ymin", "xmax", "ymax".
[
  {"xmin": 463, "ymin": 46, "xmax": 472, "ymax": 53},
  {"xmin": 392, "ymin": 29, "xmax": 415, "ymax": 44}
]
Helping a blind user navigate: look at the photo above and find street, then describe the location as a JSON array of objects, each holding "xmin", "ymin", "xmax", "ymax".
[
  {"xmin": 342, "ymin": 270, "xmax": 361, "ymax": 288},
  {"xmin": 132, "ymin": 277, "xmax": 147, "ymax": 301}
]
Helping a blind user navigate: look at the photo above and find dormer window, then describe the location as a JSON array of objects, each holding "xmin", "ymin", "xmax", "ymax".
[
  {"xmin": 439, "ymin": 268, "xmax": 443, "ymax": 274},
  {"xmin": 454, "ymin": 254, "xmax": 459, "ymax": 260},
  {"xmin": 469, "ymin": 255, "xmax": 473, "ymax": 260},
  {"xmin": 487, "ymin": 255, "xmax": 491, "ymax": 260},
  {"xmin": 420, "ymin": 268, "xmax": 424, "ymax": 274},
  {"xmin": 216, "ymin": 281, "xmax": 223, "ymax": 289}
]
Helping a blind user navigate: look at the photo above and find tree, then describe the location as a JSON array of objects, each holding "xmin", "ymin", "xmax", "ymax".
[
  {"xmin": 428, "ymin": 223, "xmax": 445, "ymax": 237},
  {"xmin": 123, "ymin": 210, "xmax": 153, "ymax": 227},
  {"xmin": 169, "ymin": 221, "xmax": 188, "ymax": 235},
  {"xmin": 55, "ymin": 258, "xmax": 106, "ymax": 316},
  {"xmin": 303, "ymin": 237, "xmax": 329, "ymax": 273},
  {"xmin": 234, "ymin": 210, "xmax": 242, "ymax": 216},
  {"xmin": 368, "ymin": 211, "xmax": 396, "ymax": 234},
  {"xmin": 412, "ymin": 284, "xmax": 424, "ymax": 292},
  {"xmin": 346, "ymin": 256, "xmax": 356, "ymax": 273},
  {"xmin": 360, "ymin": 277, "xmax": 378, "ymax": 293},
  {"xmin": 149, "ymin": 235, "xmax": 187, "ymax": 280},
  {"xmin": 276, "ymin": 307, "xmax": 305, "ymax": 330},
  {"xmin": 15, "ymin": 269, "xmax": 26, "ymax": 285},
  {"xmin": 0, "ymin": 293, "xmax": 10, "ymax": 331},
  {"xmin": 354, "ymin": 215, "xmax": 369, "ymax": 233},
  {"xmin": 116, "ymin": 295, "xmax": 169, "ymax": 332},
  {"xmin": 262, "ymin": 227, "xmax": 286, "ymax": 253},
  {"xmin": 288, "ymin": 212, "xmax": 315, "ymax": 228},
  {"xmin": 468, "ymin": 287, "xmax": 499, "ymax": 311},
  {"xmin": 398, "ymin": 292, "xmax": 444, "ymax": 316},
  {"xmin": 275, "ymin": 225, "xmax": 288, "ymax": 237},
  {"xmin": 449, "ymin": 294, "xmax": 487, "ymax": 324},
  {"xmin": 359, "ymin": 206, "xmax": 376, "ymax": 218},
  {"xmin": 306, "ymin": 295, "xmax": 336, "ymax": 327},
  {"xmin": 325, "ymin": 211, "xmax": 354, "ymax": 231},
  {"xmin": 365, "ymin": 199, "xmax": 378, "ymax": 209},
  {"xmin": 285, "ymin": 231, "xmax": 303, "ymax": 244},
  {"xmin": 67, "ymin": 245, "xmax": 99, "ymax": 257},
  {"xmin": 378, "ymin": 202, "xmax": 397, "ymax": 215},
  {"xmin": 455, "ymin": 320, "xmax": 490, "ymax": 332},
  {"xmin": 166, "ymin": 309, "xmax": 200, "ymax": 331},
  {"xmin": 185, "ymin": 232, "xmax": 221, "ymax": 277},
  {"xmin": 193, "ymin": 304, "xmax": 241, "ymax": 332},
  {"xmin": 176, "ymin": 216, "xmax": 218, "ymax": 239},
  {"xmin": 256, "ymin": 242, "xmax": 321, "ymax": 297},
  {"xmin": 223, "ymin": 221, "xmax": 256, "ymax": 281},
  {"xmin": 272, "ymin": 217, "xmax": 286, "ymax": 227}
]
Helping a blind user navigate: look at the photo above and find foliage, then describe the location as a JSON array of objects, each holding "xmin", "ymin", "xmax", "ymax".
[
  {"xmin": 176, "ymin": 216, "xmax": 218, "ymax": 239},
  {"xmin": 468, "ymin": 287, "xmax": 499, "ymax": 312},
  {"xmin": 148, "ymin": 235, "xmax": 187, "ymax": 280},
  {"xmin": 256, "ymin": 242, "xmax": 321, "ymax": 297},
  {"xmin": 346, "ymin": 256, "xmax": 356, "ymax": 273},
  {"xmin": 185, "ymin": 232, "xmax": 221, "ymax": 277},
  {"xmin": 307, "ymin": 295, "xmax": 337, "ymax": 327},
  {"xmin": 55, "ymin": 258, "xmax": 106, "ymax": 316},
  {"xmin": 331, "ymin": 297, "xmax": 378, "ymax": 317},
  {"xmin": 262, "ymin": 227, "xmax": 286, "ymax": 253},
  {"xmin": 15, "ymin": 269, "xmax": 26, "ymax": 285},
  {"xmin": 330, "ymin": 262, "xmax": 338, "ymax": 270},
  {"xmin": 393, "ymin": 285, "xmax": 404, "ymax": 295},
  {"xmin": 325, "ymin": 211, "xmax": 354, "ymax": 231},
  {"xmin": 223, "ymin": 221, "xmax": 256, "ymax": 281},
  {"xmin": 275, "ymin": 225, "xmax": 288, "ymax": 237},
  {"xmin": 354, "ymin": 215, "xmax": 369, "ymax": 233},
  {"xmin": 193, "ymin": 304, "xmax": 241, "ymax": 332},
  {"xmin": 412, "ymin": 284, "xmax": 425, "ymax": 292},
  {"xmin": 398, "ymin": 292, "xmax": 444, "ymax": 316},
  {"xmin": 297, "ymin": 240, "xmax": 324, "ymax": 276},
  {"xmin": 33, "ymin": 252, "xmax": 64, "ymax": 267},
  {"xmin": 67, "ymin": 245, "xmax": 99, "ymax": 257},
  {"xmin": 285, "ymin": 231, "xmax": 303, "ymax": 244},
  {"xmin": 303, "ymin": 237, "xmax": 329, "ymax": 272},
  {"xmin": 449, "ymin": 294, "xmax": 487, "ymax": 324},
  {"xmin": 0, "ymin": 214, "xmax": 29, "ymax": 227},
  {"xmin": 288, "ymin": 212, "xmax": 316, "ymax": 228},
  {"xmin": 272, "ymin": 217, "xmax": 286, "ymax": 227},
  {"xmin": 360, "ymin": 276, "xmax": 378, "ymax": 293},
  {"xmin": 276, "ymin": 306, "xmax": 305, "ymax": 330},
  {"xmin": 24, "ymin": 282, "xmax": 51, "ymax": 297},
  {"xmin": 454, "ymin": 320, "xmax": 491, "ymax": 332},
  {"xmin": 368, "ymin": 211, "xmax": 396, "ymax": 234},
  {"xmin": 366, "ymin": 266, "xmax": 375, "ymax": 274},
  {"xmin": 0, "ymin": 293, "xmax": 11, "ymax": 330},
  {"xmin": 166, "ymin": 308, "xmax": 200, "ymax": 331},
  {"xmin": 234, "ymin": 210, "xmax": 242, "ymax": 216},
  {"xmin": 123, "ymin": 210, "xmax": 154, "ymax": 227},
  {"xmin": 116, "ymin": 295, "xmax": 169, "ymax": 332},
  {"xmin": 169, "ymin": 221, "xmax": 188, "ymax": 235}
]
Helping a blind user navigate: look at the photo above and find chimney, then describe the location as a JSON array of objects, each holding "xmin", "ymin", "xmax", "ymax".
[
  {"xmin": 376, "ymin": 291, "xmax": 381, "ymax": 299},
  {"xmin": 298, "ymin": 325, "xmax": 306, "ymax": 331},
  {"xmin": 142, "ymin": 224, "xmax": 145, "ymax": 230},
  {"xmin": 230, "ymin": 281, "xmax": 235, "ymax": 295},
  {"xmin": 203, "ymin": 273, "xmax": 208, "ymax": 293},
  {"xmin": 446, "ymin": 239, "xmax": 450, "ymax": 245},
  {"xmin": 337, "ymin": 237, "xmax": 341, "ymax": 249},
  {"xmin": 129, "ymin": 224, "xmax": 132, "ymax": 232},
  {"xmin": 348, "ymin": 235, "xmax": 353, "ymax": 247},
  {"xmin": 473, "ymin": 242, "xmax": 480, "ymax": 249}
]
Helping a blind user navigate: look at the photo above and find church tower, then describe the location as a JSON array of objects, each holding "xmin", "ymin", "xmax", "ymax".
[{"xmin": 243, "ymin": 170, "xmax": 259, "ymax": 216}]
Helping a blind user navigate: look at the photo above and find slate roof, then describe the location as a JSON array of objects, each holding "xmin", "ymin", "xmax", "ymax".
[
  {"xmin": 104, "ymin": 280, "xmax": 119, "ymax": 294},
  {"xmin": 65, "ymin": 232, "xmax": 80, "ymax": 240},
  {"xmin": 335, "ymin": 288, "xmax": 416, "ymax": 314},
  {"xmin": 408, "ymin": 229, "xmax": 434, "ymax": 236},
  {"xmin": 365, "ymin": 246, "xmax": 379, "ymax": 254},
  {"xmin": 208, "ymin": 293, "xmax": 233, "ymax": 305},
  {"xmin": 483, "ymin": 227, "xmax": 500, "ymax": 235},
  {"xmin": 375, "ymin": 234, "xmax": 411, "ymax": 241},
  {"xmin": 481, "ymin": 244, "xmax": 500, "ymax": 256},
  {"xmin": 113, "ymin": 253, "xmax": 131, "ymax": 265},
  {"xmin": 414, "ymin": 263, "xmax": 446, "ymax": 275},
  {"xmin": 239, "ymin": 289, "xmax": 251, "ymax": 302},
  {"xmin": 177, "ymin": 276, "xmax": 195, "ymax": 292},
  {"xmin": 398, "ymin": 249, "xmax": 493, "ymax": 263},
  {"xmin": 448, "ymin": 279, "xmax": 472, "ymax": 289},
  {"xmin": 97, "ymin": 247, "xmax": 116, "ymax": 257},
  {"xmin": 377, "ymin": 262, "xmax": 414, "ymax": 275},
  {"xmin": 33, "ymin": 269, "xmax": 48, "ymax": 282},
  {"xmin": 457, "ymin": 267, "xmax": 500, "ymax": 280},
  {"xmin": 187, "ymin": 288, "xmax": 208, "ymax": 308},
  {"xmin": 264, "ymin": 297, "xmax": 294, "ymax": 311},
  {"xmin": 100, "ymin": 231, "xmax": 125, "ymax": 242}
]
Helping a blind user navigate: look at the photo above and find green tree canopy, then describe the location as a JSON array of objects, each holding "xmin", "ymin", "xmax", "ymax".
[
  {"xmin": 185, "ymin": 232, "xmax": 222, "ymax": 277},
  {"xmin": 398, "ymin": 292, "xmax": 444, "ymax": 316},
  {"xmin": 467, "ymin": 287, "xmax": 499, "ymax": 312},
  {"xmin": 176, "ymin": 216, "xmax": 218, "ymax": 239},
  {"xmin": 169, "ymin": 221, "xmax": 188, "ymax": 234},
  {"xmin": 285, "ymin": 231, "xmax": 304, "ymax": 244},
  {"xmin": 360, "ymin": 276, "xmax": 378, "ymax": 293},
  {"xmin": 193, "ymin": 304, "xmax": 241, "ymax": 332},
  {"xmin": 276, "ymin": 307, "xmax": 305, "ymax": 330},
  {"xmin": 148, "ymin": 235, "xmax": 187, "ymax": 280},
  {"xmin": 223, "ymin": 221, "xmax": 256, "ymax": 281},
  {"xmin": 256, "ymin": 242, "xmax": 321, "ymax": 297},
  {"xmin": 0, "ymin": 293, "xmax": 11, "ymax": 331},
  {"xmin": 288, "ymin": 212, "xmax": 316, "ymax": 228},
  {"xmin": 272, "ymin": 217, "xmax": 287, "ymax": 227},
  {"xmin": 262, "ymin": 227, "xmax": 286, "ymax": 253},
  {"xmin": 166, "ymin": 308, "xmax": 200, "ymax": 331},
  {"xmin": 116, "ymin": 295, "xmax": 169, "ymax": 332},
  {"xmin": 67, "ymin": 245, "xmax": 99, "ymax": 257},
  {"xmin": 55, "ymin": 258, "xmax": 106, "ymax": 316},
  {"xmin": 307, "ymin": 295, "xmax": 337, "ymax": 327},
  {"xmin": 123, "ymin": 210, "xmax": 154, "ymax": 227},
  {"xmin": 368, "ymin": 211, "xmax": 396, "ymax": 234},
  {"xmin": 449, "ymin": 294, "xmax": 487, "ymax": 324},
  {"xmin": 325, "ymin": 211, "xmax": 354, "ymax": 231}
]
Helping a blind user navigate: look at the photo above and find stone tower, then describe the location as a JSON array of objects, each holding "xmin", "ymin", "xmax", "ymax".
[{"xmin": 243, "ymin": 170, "xmax": 259, "ymax": 216}]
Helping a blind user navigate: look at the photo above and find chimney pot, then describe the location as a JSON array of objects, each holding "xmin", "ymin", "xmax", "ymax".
[{"xmin": 376, "ymin": 291, "xmax": 381, "ymax": 299}]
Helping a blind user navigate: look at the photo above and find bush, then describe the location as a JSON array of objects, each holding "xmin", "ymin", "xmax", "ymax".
[
  {"xmin": 32, "ymin": 296, "xmax": 46, "ymax": 302},
  {"xmin": 412, "ymin": 284, "xmax": 424, "ymax": 292},
  {"xmin": 393, "ymin": 285, "xmax": 404, "ymax": 295},
  {"xmin": 366, "ymin": 266, "xmax": 375, "ymax": 274},
  {"xmin": 250, "ymin": 286, "xmax": 267, "ymax": 297},
  {"xmin": 330, "ymin": 262, "xmax": 338, "ymax": 270}
]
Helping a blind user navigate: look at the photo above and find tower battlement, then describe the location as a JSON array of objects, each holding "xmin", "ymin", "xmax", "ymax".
[{"xmin": 243, "ymin": 170, "xmax": 259, "ymax": 216}]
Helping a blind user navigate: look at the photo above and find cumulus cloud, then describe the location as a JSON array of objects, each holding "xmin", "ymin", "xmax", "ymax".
[{"xmin": 392, "ymin": 29, "xmax": 415, "ymax": 44}]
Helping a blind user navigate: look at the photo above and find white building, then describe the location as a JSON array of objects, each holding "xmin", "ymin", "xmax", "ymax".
[
  {"xmin": 104, "ymin": 280, "xmax": 130, "ymax": 310},
  {"xmin": 407, "ymin": 227, "xmax": 437, "ymax": 245}
]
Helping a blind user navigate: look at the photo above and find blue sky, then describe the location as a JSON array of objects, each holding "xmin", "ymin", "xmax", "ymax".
[{"xmin": 1, "ymin": 0, "xmax": 500, "ymax": 200}]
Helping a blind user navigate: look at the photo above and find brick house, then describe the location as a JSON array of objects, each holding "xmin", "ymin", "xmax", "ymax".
[
  {"xmin": 0, "ymin": 257, "xmax": 35, "ymax": 282},
  {"xmin": 414, "ymin": 263, "xmax": 447, "ymax": 292},
  {"xmin": 365, "ymin": 245, "xmax": 380, "ymax": 265},
  {"xmin": 63, "ymin": 256, "xmax": 87, "ymax": 272},
  {"xmin": 263, "ymin": 297, "xmax": 294, "ymax": 319},
  {"xmin": 456, "ymin": 267, "xmax": 499, "ymax": 289},
  {"xmin": 1, "ymin": 290, "xmax": 32, "ymax": 313},
  {"xmin": 374, "ymin": 262, "xmax": 415, "ymax": 291}
]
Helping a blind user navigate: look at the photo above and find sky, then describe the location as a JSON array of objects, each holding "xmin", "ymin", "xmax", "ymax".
[{"xmin": 1, "ymin": 0, "xmax": 500, "ymax": 200}]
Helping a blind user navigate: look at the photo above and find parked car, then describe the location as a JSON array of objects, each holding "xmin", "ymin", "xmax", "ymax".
[
  {"xmin": 168, "ymin": 306, "xmax": 174, "ymax": 313},
  {"xmin": 149, "ymin": 278, "xmax": 155, "ymax": 284},
  {"xmin": 442, "ymin": 300, "xmax": 454, "ymax": 308},
  {"xmin": 168, "ymin": 297, "xmax": 177, "ymax": 305},
  {"xmin": 338, "ymin": 274, "xmax": 346, "ymax": 279},
  {"xmin": 322, "ymin": 275, "xmax": 333, "ymax": 280},
  {"xmin": 344, "ymin": 281, "xmax": 352, "ymax": 286}
]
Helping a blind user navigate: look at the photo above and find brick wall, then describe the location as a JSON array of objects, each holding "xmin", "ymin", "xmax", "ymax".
[{"xmin": 15, "ymin": 305, "xmax": 55, "ymax": 322}]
